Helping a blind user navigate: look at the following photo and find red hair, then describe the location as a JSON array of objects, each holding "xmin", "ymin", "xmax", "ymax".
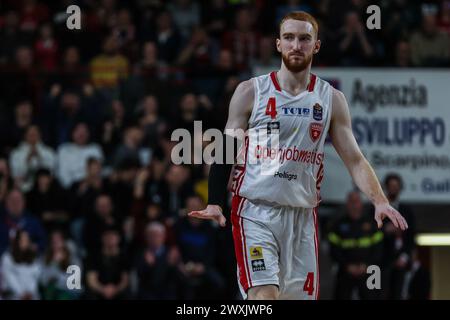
[{"xmin": 279, "ymin": 11, "xmax": 319, "ymax": 38}]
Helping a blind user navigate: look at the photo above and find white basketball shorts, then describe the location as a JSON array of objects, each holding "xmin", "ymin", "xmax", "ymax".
[{"xmin": 231, "ymin": 194, "xmax": 320, "ymax": 300}]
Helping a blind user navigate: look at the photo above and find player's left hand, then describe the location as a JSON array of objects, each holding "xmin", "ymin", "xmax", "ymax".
[{"xmin": 374, "ymin": 203, "xmax": 408, "ymax": 231}]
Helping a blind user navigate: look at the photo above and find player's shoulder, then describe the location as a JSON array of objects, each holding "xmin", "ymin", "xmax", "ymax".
[
  {"xmin": 330, "ymin": 86, "xmax": 347, "ymax": 106},
  {"xmin": 231, "ymin": 79, "xmax": 255, "ymax": 110},
  {"xmin": 235, "ymin": 78, "xmax": 255, "ymax": 97}
]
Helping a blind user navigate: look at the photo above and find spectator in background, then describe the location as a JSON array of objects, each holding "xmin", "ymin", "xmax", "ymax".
[
  {"xmin": 134, "ymin": 222, "xmax": 182, "ymax": 299},
  {"xmin": 438, "ymin": 0, "xmax": 450, "ymax": 35},
  {"xmin": 328, "ymin": 191, "xmax": 383, "ymax": 300},
  {"xmin": 175, "ymin": 195, "xmax": 225, "ymax": 299},
  {"xmin": 40, "ymin": 230, "xmax": 82, "ymax": 300},
  {"xmin": 173, "ymin": 93, "xmax": 212, "ymax": 133},
  {"xmin": 85, "ymin": 228, "xmax": 130, "ymax": 300},
  {"xmin": 51, "ymin": 46, "xmax": 87, "ymax": 91},
  {"xmin": 26, "ymin": 168, "xmax": 69, "ymax": 233},
  {"xmin": 337, "ymin": 11, "xmax": 374, "ymax": 66},
  {"xmin": 410, "ymin": 12, "xmax": 450, "ymax": 66},
  {"xmin": 136, "ymin": 95, "xmax": 167, "ymax": 150},
  {"xmin": 0, "ymin": 189, "xmax": 46, "ymax": 255},
  {"xmin": 0, "ymin": 10, "xmax": 25, "ymax": 65},
  {"xmin": 276, "ymin": 0, "xmax": 314, "ymax": 24},
  {"xmin": 222, "ymin": 7, "xmax": 260, "ymax": 72},
  {"xmin": 0, "ymin": 230, "xmax": 42, "ymax": 300},
  {"xmin": 0, "ymin": 46, "xmax": 36, "ymax": 110},
  {"xmin": 34, "ymin": 23, "xmax": 58, "ymax": 72},
  {"xmin": 176, "ymin": 27, "xmax": 219, "ymax": 79},
  {"xmin": 393, "ymin": 40, "xmax": 412, "ymax": 67},
  {"xmin": 381, "ymin": 0, "xmax": 420, "ymax": 51},
  {"xmin": 19, "ymin": 0, "xmax": 49, "ymax": 34},
  {"xmin": 101, "ymin": 99, "xmax": 130, "ymax": 165},
  {"xmin": 9, "ymin": 125, "xmax": 56, "ymax": 192},
  {"xmin": 400, "ymin": 248, "xmax": 431, "ymax": 300},
  {"xmin": 68, "ymin": 157, "xmax": 106, "ymax": 252},
  {"xmin": 56, "ymin": 122, "xmax": 103, "ymax": 189},
  {"xmin": 113, "ymin": 126, "xmax": 147, "ymax": 169},
  {"xmin": 160, "ymin": 165, "xmax": 194, "ymax": 225},
  {"xmin": 134, "ymin": 41, "xmax": 161, "ymax": 78},
  {"xmin": 132, "ymin": 201, "xmax": 166, "ymax": 247},
  {"xmin": 83, "ymin": 194, "xmax": 121, "ymax": 255},
  {"xmin": 0, "ymin": 100, "xmax": 35, "ymax": 153},
  {"xmin": 202, "ymin": 0, "xmax": 229, "ymax": 40},
  {"xmin": 42, "ymin": 89, "xmax": 90, "ymax": 147},
  {"xmin": 378, "ymin": 173, "xmax": 416, "ymax": 300},
  {"xmin": 251, "ymin": 36, "xmax": 279, "ymax": 72},
  {"xmin": 168, "ymin": 0, "xmax": 201, "ymax": 41},
  {"xmin": 69, "ymin": 157, "xmax": 106, "ymax": 220},
  {"xmin": 0, "ymin": 158, "xmax": 15, "ymax": 204},
  {"xmin": 111, "ymin": 8, "xmax": 137, "ymax": 57},
  {"xmin": 90, "ymin": 35, "xmax": 129, "ymax": 91},
  {"xmin": 148, "ymin": 11, "xmax": 182, "ymax": 64}
]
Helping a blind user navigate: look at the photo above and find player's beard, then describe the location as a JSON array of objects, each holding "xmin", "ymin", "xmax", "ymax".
[{"xmin": 282, "ymin": 51, "xmax": 313, "ymax": 73}]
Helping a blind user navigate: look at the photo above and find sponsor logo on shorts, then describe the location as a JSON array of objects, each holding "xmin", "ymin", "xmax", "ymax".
[
  {"xmin": 251, "ymin": 259, "xmax": 266, "ymax": 272},
  {"xmin": 249, "ymin": 246, "xmax": 266, "ymax": 272},
  {"xmin": 250, "ymin": 246, "xmax": 263, "ymax": 260}
]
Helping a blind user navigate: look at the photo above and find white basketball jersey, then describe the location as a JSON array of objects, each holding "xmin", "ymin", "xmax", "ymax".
[{"xmin": 231, "ymin": 71, "xmax": 333, "ymax": 208}]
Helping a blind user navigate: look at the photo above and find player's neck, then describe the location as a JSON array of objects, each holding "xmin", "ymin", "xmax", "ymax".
[{"xmin": 277, "ymin": 64, "xmax": 311, "ymax": 96}]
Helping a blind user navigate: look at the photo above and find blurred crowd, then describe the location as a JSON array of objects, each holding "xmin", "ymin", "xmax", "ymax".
[{"xmin": 0, "ymin": 0, "xmax": 443, "ymax": 300}]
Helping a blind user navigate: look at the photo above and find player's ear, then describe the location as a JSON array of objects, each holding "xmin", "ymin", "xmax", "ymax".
[
  {"xmin": 276, "ymin": 38, "xmax": 281, "ymax": 53},
  {"xmin": 313, "ymin": 39, "xmax": 321, "ymax": 54}
]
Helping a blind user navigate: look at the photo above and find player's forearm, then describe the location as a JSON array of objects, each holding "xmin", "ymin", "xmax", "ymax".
[{"xmin": 349, "ymin": 157, "xmax": 388, "ymax": 206}]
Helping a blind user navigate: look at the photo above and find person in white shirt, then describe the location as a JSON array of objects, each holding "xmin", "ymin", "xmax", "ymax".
[
  {"xmin": 56, "ymin": 122, "xmax": 103, "ymax": 189},
  {"xmin": 9, "ymin": 125, "xmax": 56, "ymax": 192},
  {"xmin": 0, "ymin": 230, "xmax": 42, "ymax": 300}
]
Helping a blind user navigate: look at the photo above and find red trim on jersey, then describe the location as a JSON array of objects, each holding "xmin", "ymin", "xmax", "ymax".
[
  {"xmin": 270, "ymin": 71, "xmax": 282, "ymax": 91},
  {"xmin": 272, "ymin": 71, "xmax": 316, "ymax": 92},
  {"xmin": 308, "ymin": 73, "xmax": 317, "ymax": 92},
  {"xmin": 231, "ymin": 195, "xmax": 251, "ymax": 291}
]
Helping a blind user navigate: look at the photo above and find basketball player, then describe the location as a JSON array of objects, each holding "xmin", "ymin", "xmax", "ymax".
[{"xmin": 188, "ymin": 11, "xmax": 408, "ymax": 300}]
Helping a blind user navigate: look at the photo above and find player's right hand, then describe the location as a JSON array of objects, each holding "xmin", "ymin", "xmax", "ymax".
[{"xmin": 188, "ymin": 204, "xmax": 226, "ymax": 227}]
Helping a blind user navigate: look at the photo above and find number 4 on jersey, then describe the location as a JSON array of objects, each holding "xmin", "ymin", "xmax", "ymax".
[
  {"xmin": 303, "ymin": 272, "xmax": 315, "ymax": 296},
  {"xmin": 265, "ymin": 97, "xmax": 277, "ymax": 119}
]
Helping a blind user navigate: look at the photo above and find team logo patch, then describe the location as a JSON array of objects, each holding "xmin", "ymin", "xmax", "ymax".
[
  {"xmin": 313, "ymin": 103, "xmax": 323, "ymax": 121},
  {"xmin": 309, "ymin": 122, "xmax": 323, "ymax": 142},
  {"xmin": 249, "ymin": 246, "xmax": 266, "ymax": 271}
]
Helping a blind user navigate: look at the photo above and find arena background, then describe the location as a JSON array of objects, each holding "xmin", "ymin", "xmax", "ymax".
[{"xmin": 0, "ymin": 0, "xmax": 449, "ymax": 300}]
